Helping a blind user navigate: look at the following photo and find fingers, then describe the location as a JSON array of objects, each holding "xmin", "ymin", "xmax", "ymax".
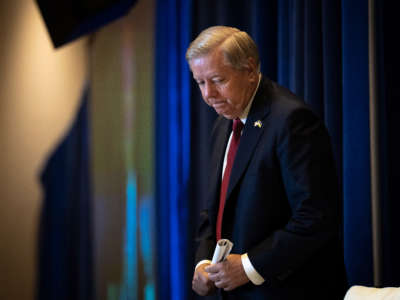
[
  {"xmin": 205, "ymin": 255, "xmax": 249, "ymax": 291},
  {"xmin": 192, "ymin": 267, "xmax": 216, "ymax": 296},
  {"xmin": 209, "ymin": 271, "xmax": 231, "ymax": 290},
  {"xmin": 207, "ymin": 269, "xmax": 223, "ymax": 282},
  {"xmin": 207, "ymin": 265, "xmax": 229, "ymax": 289},
  {"xmin": 214, "ymin": 278, "xmax": 227, "ymax": 290},
  {"xmin": 204, "ymin": 263, "xmax": 219, "ymax": 274}
]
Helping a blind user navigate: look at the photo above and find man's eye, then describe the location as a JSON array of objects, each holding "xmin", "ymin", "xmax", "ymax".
[
  {"xmin": 213, "ymin": 78, "xmax": 223, "ymax": 83},
  {"xmin": 197, "ymin": 81, "xmax": 204, "ymax": 86}
]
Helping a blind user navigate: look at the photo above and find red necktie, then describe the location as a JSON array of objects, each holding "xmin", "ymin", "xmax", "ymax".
[{"xmin": 216, "ymin": 119, "xmax": 244, "ymax": 241}]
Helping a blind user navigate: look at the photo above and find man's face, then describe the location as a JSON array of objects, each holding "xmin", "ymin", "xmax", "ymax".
[{"xmin": 189, "ymin": 47, "xmax": 257, "ymax": 119}]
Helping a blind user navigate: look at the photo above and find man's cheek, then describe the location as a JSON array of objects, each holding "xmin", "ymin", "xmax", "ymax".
[{"xmin": 203, "ymin": 98, "xmax": 212, "ymax": 107}]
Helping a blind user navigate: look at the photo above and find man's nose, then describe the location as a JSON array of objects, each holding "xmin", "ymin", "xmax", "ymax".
[{"xmin": 204, "ymin": 82, "xmax": 217, "ymax": 99}]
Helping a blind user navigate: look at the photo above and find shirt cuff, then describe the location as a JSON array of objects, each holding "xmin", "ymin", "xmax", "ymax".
[
  {"xmin": 241, "ymin": 253, "xmax": 265, "ymax": 285},
  {"xmin": 195, "ymin": 259, "xmax": 212, "ymax": 270}
]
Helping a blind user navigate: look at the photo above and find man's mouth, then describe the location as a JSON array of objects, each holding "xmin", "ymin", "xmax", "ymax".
[
  {"xmin": 212, "ymin": 100, "xmax": 227, "ymax": 109},
  {"xmin": 212, "ymin": 102, "xmax": 228, "ymax": 114}
]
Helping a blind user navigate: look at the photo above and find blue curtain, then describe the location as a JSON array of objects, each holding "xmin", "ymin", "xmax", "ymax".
[
  {"xmin": 155, "ymin": 0, "xmax": 400, "ymax": 297},
  {"xmin": 154, "ymin": 0, "xmax": 192, "ymax": 299},
  {"xmin": 341, "ymin": 0, "xmax": 372, "ymax": 286},
  {"xmin": 38, "ymin": 86, "xmax": 93, "ymax": 300}
]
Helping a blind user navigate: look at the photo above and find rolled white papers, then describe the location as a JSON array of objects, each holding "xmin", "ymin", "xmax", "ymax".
[{"xmin": 211, "ymin": 239, "xmax": 233, "ymax": 264}]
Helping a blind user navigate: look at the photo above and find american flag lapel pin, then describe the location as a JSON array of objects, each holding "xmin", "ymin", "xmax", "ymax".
[{"xmin": 254, "ymin": 120, "xmax": 262, "ymax": 128}]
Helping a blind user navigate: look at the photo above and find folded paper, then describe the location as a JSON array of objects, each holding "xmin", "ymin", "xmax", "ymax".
[{"xmin": 211, "ymin": 239, "xmax": 233, "ymax": 264}]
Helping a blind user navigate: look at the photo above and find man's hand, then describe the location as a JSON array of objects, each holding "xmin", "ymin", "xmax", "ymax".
[
  {"xmin": 205, "ymin": 254, "xmax": 249, "ymax": 291},
  {"xmin": 192, "ymin": 262, "xmax": 216, "ymax": 296}
]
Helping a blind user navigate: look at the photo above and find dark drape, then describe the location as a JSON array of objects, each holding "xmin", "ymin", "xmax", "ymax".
[
  {"xmin": 155, "ymin": 0, "xmax": 400, "ymax": 298},
  {"xmin": 38, "ymin": 87, "xmax": 93, "ymax": 300},
  {"xmin": 376, "ymin": 0, "xmax": 400, "ymax": 287},
  {"xmin": 341, "ymin": 0, "xmax": 372, "ymax": 286},
  {"xmin": 36, "ymin": 0, "xmax": 137, "ymax": 47}
]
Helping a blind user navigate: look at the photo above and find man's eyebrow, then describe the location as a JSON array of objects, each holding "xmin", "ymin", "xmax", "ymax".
[{"xmin": 193, "ymin": 72, "xmax": 221, "ymax": 81}]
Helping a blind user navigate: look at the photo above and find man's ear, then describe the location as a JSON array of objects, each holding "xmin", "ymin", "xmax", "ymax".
[{"xmin": 245, "ymin": 57, "xmax": 258, "ymax": 81}]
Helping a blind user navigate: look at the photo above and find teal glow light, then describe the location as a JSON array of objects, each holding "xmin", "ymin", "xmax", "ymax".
[
  {"xmin": 140, "ymin": 196, "xmax": 155, "ymax": 300},
  {"xmin": 120, "ymin": 171, "xmax": 138, "ymax": 300}
]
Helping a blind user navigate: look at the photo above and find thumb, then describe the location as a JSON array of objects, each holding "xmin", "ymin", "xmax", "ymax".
[{"xmin": 205, "ymin": 263, "xmax": 219, "ymax": 274}]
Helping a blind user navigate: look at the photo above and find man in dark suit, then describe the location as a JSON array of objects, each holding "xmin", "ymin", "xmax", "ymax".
[{"xmin": 187, "ymin": 26, "xmax": 346, "ymax": 299}]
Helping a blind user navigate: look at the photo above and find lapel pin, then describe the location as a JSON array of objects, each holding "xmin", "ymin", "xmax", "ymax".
[{"xmin": 254, "ymin": 120, "xmax": 262, "ymax": 128}]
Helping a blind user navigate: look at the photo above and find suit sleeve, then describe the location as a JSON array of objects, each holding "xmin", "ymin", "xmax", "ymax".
[
  {"xmin": 194, "ymin": 209, "xmax": 216, "ymax": 263},
  {"xmin": 194, "ymin": 117, "xmax": 226, "ymax": 264},
  {"xmin": 247, "ymin": 107, "xmax": 341, "ymax": 285}
]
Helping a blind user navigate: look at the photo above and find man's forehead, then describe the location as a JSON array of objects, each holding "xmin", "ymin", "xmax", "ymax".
[
  {"xmin": 190, "ymin": 52, "xmax": 232, "ymax": 75},
  {"xmin": 191, "ymin": 47, "xmax": 227, "ymax": 63},
  {"xmin": 191, "ymin": 63, "xmax": 229, "ymax": 80}
]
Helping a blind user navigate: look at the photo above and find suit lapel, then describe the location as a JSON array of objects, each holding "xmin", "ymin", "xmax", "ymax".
[{"xmin": 225, "ymin": 78, "xmax": 272, "ymax": 201}]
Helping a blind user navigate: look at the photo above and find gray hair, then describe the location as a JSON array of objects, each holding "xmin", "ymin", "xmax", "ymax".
[{"xmin": 186, "ymin": 26, "xmax": 260, "ymax": 72}]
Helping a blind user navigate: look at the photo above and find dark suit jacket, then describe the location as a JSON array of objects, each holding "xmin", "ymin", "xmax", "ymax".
[{"xmin": 195, "ymin": 77, "xmax": 347, "ymax": 300}]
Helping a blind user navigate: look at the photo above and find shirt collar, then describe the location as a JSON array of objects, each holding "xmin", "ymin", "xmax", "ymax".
[{"xmin": 239, "ymin": 73, "xmax": 262, "ymax": 124}]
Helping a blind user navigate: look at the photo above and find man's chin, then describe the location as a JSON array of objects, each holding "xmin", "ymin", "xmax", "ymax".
[
  {"xmin": 213, "ymin": 107, "xmax": 239, "ymax": 120},
  {"xmin": 220, "ymin": 112, "xmax": 238, "ymax": 120}
]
